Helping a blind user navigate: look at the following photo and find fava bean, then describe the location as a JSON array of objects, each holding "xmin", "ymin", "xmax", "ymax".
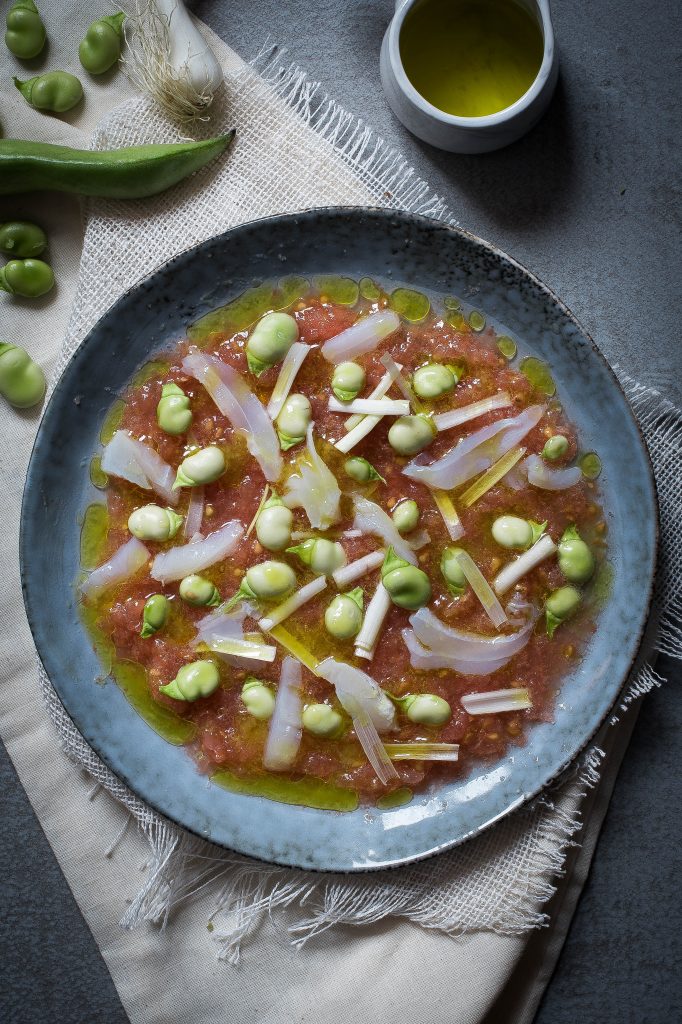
[
  {"xmin": 440, "ymin": 545, "xmax": 467, "ymax": 596},
  {"xmin": 324, "ymin": 587, "xmax": 363, "ymax": 639},
  {"xmin": 157, "ymin": 382, "xmax": 192, "ymax": 435},
  {"xmin": 344, "ymin": 456, "xmax": 385, "ymax": 484},
  {"xmin": 302, "ymin": 703, "xmax": 344, "ymax": 737},
  {"xmin": 14, "ymin": 71, "xmax": 84, "ymax": 114},
  {"xmin": 542, "ymin": 434, "xmax": 569, "ymax": 461},
  {"xmin": 0, "ymin": 258, "xmax": 53, "ymax": 297},
  {"xmin": 545, "ymin": 585, "xmax": 581, "ymax": 637},
  {"xmin": 256, "ymin": 494, "xmax": 293, "ymax": 551},
  {"xmin": 0, "ymin": 343, "xmax": 45, "ymax": 407},
  {"xmin": 179, "ymin": 574, "xmax": 220, "ymax": 607},
  {"xmin": 381, "ymin": 547, "xmax": 431, "ymax": 610},
  {"xmin": 491, "ymin": 515, "xmax": 546, "ymax": 551},
  {"xmin": 246, "ymin": 311, "xmax": 299, "ymax": 376},
  {"xmin": 241, "ymin": 678, "xmax": 276, "ymax": 720},
  {"xmin": 396, "ymin": 693, "xmax": 451, "ymax": 725},
  {"xmin": 286, "ymin": 537, "xmax": 346, "ymax": 576},
  {"xmin": 173, "ymin": 446, "xmax": 225, "ymax": 488},
  {"xmin": 128, "ymin": 504, "xmax": 183, "ymax": 541},
  {"xmin": 140, "ymin": 594, "xmax": 169, "ymax": 638},
  {"xmin": 331, "ymin": 361, "xmax": 366, "ymax": 402},
  {"xmin": 79, "ymin": 12, "xmax": 125, "ymax": 75},
  {"xmin": 0, "ymin": 220, "xmax": 47, "ymax": 258},
  {"xmin": 412, "ymin": 362, "xmax": 458, "ymax": 400},
  {"xmin": 159, "ymin": 660, "xmax": 219, "ymax": 701},
  {"xmin": 391, "ymin": 498, "xmax": 419, "ymax": 535},
  {"xmin": 232, "ymin": 560, "xmax": 297, "ymax": 605},
  {"xmin": 276, "ymin": 392, "xmax": 311, "ymax": 450},
  {"xmin": 5, "ymin": 0, "xmax": 46, "ymax": 60},
  {"xmin": 558, "ymin": 525, "xmax": 595, "ymax": 584},
  {"xmin": 388, "ymin": 413, "xmax": 436, "ymax": 456}
]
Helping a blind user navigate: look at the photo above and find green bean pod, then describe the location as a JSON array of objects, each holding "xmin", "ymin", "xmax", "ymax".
[
  {"xmin": 5, "ymin": 0, "xmax": 46, "ymax": 60},
  {"xmin": 0, "ymin": 134, "xmax": 235, "ymax": 198},
  {"xmin": 79, "ymin": 12, "xmax": 125, "ymax": 75},
  {"xmin": 14, "ymin": 72, "xmax": 84, "ymax": 114}
]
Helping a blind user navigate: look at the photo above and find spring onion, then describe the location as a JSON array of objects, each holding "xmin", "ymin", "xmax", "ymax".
[
  {"xmin": 461, "ymin": 688, "xmax": 532, "ymax": 714},
  {"xmin": 459, "ymin": 446, "xmax": 527, "ymax": 507},
  {"xmin": 332, "ymin": 549, "xmax": 385, "ymax": 588},
  {"xmin": 321, "ymin": 310, "xmax": 400, "ymax": 363},
  {"xmin": 433, "ymin": 392, "xmax": 512, "ymax": 432},
  {"xmin": 384, "ymin": 742, "xmax": 460, "ymax": 762},
  {"xmin": 267, "ymin": 625, "xmax": 321, "ymax": 675},
  {"xmin": 258, "ymin": 576, "xmax": 328, "ymax": 631},
  {"xmin": 493, "ymin": 534, "xmax": 557, "ymax": 595},
  {"xmin": 263, "ymin": 658, "xmax": 303, "ymax": 771},
  {"xmin": 432, "ymin": 489, "xmax": 465, "ymax": 541},
  {"xmin": 328, "ymin": 396, "xmax": 410, "ymax": 417},
  {"xmin": 80, "ymin": 537, "xmax": 149, "ymax": 598},
  {"xmin": 342, "ymin": 366, "xmax": 402, "ymax": 433},
  {"xmin": 454, "ymin": 550, "xmax": 508, "ymax": 628},
  {"xmin": 283, "ymin": 425, "xmax": 341, "ymax": 530},
  {"xmin": 266, "ymin": 342, "xmax": 311, "ymax": 420},
  {"xmin": 245, "ymin": 484, "xmax": 270, "ymax": 538},
  {"xmin": 354, "ymin": 582, "xmax": 391, "ymax": 661}
]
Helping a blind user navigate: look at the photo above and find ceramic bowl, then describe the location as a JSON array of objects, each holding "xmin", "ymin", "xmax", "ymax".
[
  {"xmin": 380, "ymin": 0, "xmax": 560, "ymax": 153},
  {"xmin": 21, "ymin": 208, "xmax": 657, "ymax": 871}
]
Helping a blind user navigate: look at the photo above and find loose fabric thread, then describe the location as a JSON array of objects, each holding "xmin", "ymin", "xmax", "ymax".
[{"xmin": 37, "ymin": 47, "xmax": 681, "ymax": 962}]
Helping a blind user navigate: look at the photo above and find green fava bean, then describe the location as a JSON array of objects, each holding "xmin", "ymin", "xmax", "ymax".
[
  {"xmin": 79, "ymin": 12, "xmax": 125, "ymax": 75},
  {"xmin": 0, "ymin": 221, "xmax": 47, "ymax": 258},
  {"xmin": 241, "ymin": 678, "xmax": 276, "ymax": 720},
  {"xmin": 542, "ymin": 434, "xmax": 569, "ymax": 461},
  {"xmin": 558, "ymin": 525, "xmax": 595, "ymax": 584},
  {"xmin": 302, "ymin": 703, "xmax": 344, "ymax": 737},
  {"xmin": 179, "ymin": 574, "xmax": 221, "ymax": 607},
  {"xmin": 392, "ymin": 499, "xmax": 420, "ymax": 535},
  {"xmin": 140, "ymin": 594, "xmax": 169, "ymax": 638},
  {"xmin": 0, "ymin": 258, "xmax": 53, "ymax": 297},
  {"xmin": 5, "ymin": 0, "xmax": 46, "ymax": 60},
  {"xmin": 332, "ymin": 361, "xmax": 366, "ymax": 402},
  {"xmin": 324, "ymin": 587, "xmax": 364, "ymax": 639},
  {"xmin": 286, "ymin": 537, "xmax": 346, "ymax": 576},
  {"xmin": 173, "ymin": 446, "xmax": 226, "ymax": 488},
  {"xmin": 246, "ymin": 311, "xmax": 299, "ymax": 376},
  {"xmin": 388, "ymin": 413, "xmax": 436, "ymax": 457},
  {"xmin": 398, "ymin": 693, "xmax": 451, "ymax": 725},
  {"xmin": 128, "ymin": 504, "xmax": 183, "ymax": 541},
  {"xmin": 412, "ymin": 362, "xmax": 458, "ymax": 400},
  {"xmin": 157, "ymin": 382, "xmax": 192, "ymax": 435},
  {"xmin": 381, "ymin": 547, "xmax": 431, "ymax": 610},
  {"xmin": 344, "ymin": 456, "xmax": 385, "ymax": 484},
  {"xmin": 0, "ymin": 343, "xmax": 45, "ymax": 408},
  {"xmin": 276, "ymin": 393, "xmax": 311, "ymax": 450},
  {"xmin": 545, "ymin": 586, "xmax": 581, "ymax": 638},
  {"xmin": 159, "ymin": 660, "xmax": 220, "ymax": 701},
  {"xmin": 440, "ymin": 545, "xmax": 467, "ymax": 596},
  {"xmin": 14, "ymin": 72, "xmax": 84, "ymax": 114},
  {"xmin": 491, "ymin": 515, "xmax": 546, "ymax": 551},
  {"xmin": 255, "ymin": 494, "xmax": 293, "ymax": 552},
  {"xmin": 228, "ymin": 560, "xmax": 297, "ymax": 608}
]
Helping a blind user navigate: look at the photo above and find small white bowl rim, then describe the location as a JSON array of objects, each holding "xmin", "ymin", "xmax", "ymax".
[{"xmin": 388, "ymin": 0, "xmax": 555, "ymax": 129}]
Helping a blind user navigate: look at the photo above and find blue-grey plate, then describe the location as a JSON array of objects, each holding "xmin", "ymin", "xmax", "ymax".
[{"xmin": 21, "ymin": 208, "xmax": 657, "ymax": 871}]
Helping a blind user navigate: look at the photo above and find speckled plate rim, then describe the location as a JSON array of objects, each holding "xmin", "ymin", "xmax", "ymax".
[{"xmin": 20, "ymin": 207, "xmax": 658, "ymax": 872}]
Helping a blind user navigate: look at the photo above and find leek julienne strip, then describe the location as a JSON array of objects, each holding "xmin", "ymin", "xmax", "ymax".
[
  {"xmin": 459, "ymin": 445, "xmax": 527, "ymax": 508},
  {"xmin": 258, "ymin": 576, "xmax": 328, "ymax": 631},
  {"xmin": 433, "ymin": 392, "xmax": 512, "ymax": 432},
  {"xmin": 383, "ymin": 743, "xmax": 460, "ymax": 762},
  {"xmin": 343, "ymin": 367, "xmax": 399, "ymax": 433},
  {"xmin": 266, "ymin": 342, "xmax": 311, "ymax": 420},
  {"xmin": 334, "ymin": 396, "xmax": 397, "ymax": 454},
  {"xmin": 461, "ymin": 688, "xmax": 532, "ymax": 714},
  {"xmin": 328, "ymin": 396, "xmax": 410, "ymax": 417},
  {"xmin": 432, "ymin": 490, "xmax": 465, "ymax": 541},
  {"xmin": 354, "ymin": 582, "xmax": 391, "ymax": 661},
  {"xmin": 267, "ymin": 624, "xmax": 321, "ymax": 675},
  {"xmin": 332, "ymin": 549, "xmax": 385, "ymax": 588},
  {"xmin": 198, "ymin": 637, "xmax": 277, "ymax": 662},
  {"xmin": 454, "ymin": 550, "xmax": 508, "ymax": 628},
  {"xmin": 493, "ymin": 534, "xmax": 557, "ymax": 596},
  {"xmin": 245, "ymin": 484, "xmax": 270, "ymax": 537}
]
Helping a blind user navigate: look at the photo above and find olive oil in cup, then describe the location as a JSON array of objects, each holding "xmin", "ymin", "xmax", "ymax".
[
  {"xmin": 380, "ymin": 0, "xmax": 559, "ymax": 153},
  {"xmin": 400, "ymin": 0, "xmax": 544, "ymax": 118}
]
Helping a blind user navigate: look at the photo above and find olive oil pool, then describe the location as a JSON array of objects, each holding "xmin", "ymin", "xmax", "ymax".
[{"xmin": 400, "ymin": 0, "xmax": 544, "ymax": 118}]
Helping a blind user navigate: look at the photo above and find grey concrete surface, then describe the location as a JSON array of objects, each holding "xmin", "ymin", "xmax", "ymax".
[{"xmin": 2, "ymin": 1, "xmax": 680, "ymax": 1022}]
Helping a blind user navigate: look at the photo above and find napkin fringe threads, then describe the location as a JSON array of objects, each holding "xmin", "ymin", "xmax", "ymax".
[{"xmin": 38, "ymin": 44, "xmax": 680, "ymax": 962}]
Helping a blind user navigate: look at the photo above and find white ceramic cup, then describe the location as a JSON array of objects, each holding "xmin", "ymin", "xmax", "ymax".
[{"xmin": 380, "ymin": 0, "xmax": 559, "ymax": 154}]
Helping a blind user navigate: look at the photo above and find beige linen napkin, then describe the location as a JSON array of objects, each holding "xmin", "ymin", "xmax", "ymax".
[{"xmin": 1, "ymin": 6, "xmax": 679, "ymax": 1024}]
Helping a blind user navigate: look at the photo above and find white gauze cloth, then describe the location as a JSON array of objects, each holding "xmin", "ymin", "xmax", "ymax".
[{"xmin": 34, "ymin": 44, "xmax": 682, "ymax": 963}]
